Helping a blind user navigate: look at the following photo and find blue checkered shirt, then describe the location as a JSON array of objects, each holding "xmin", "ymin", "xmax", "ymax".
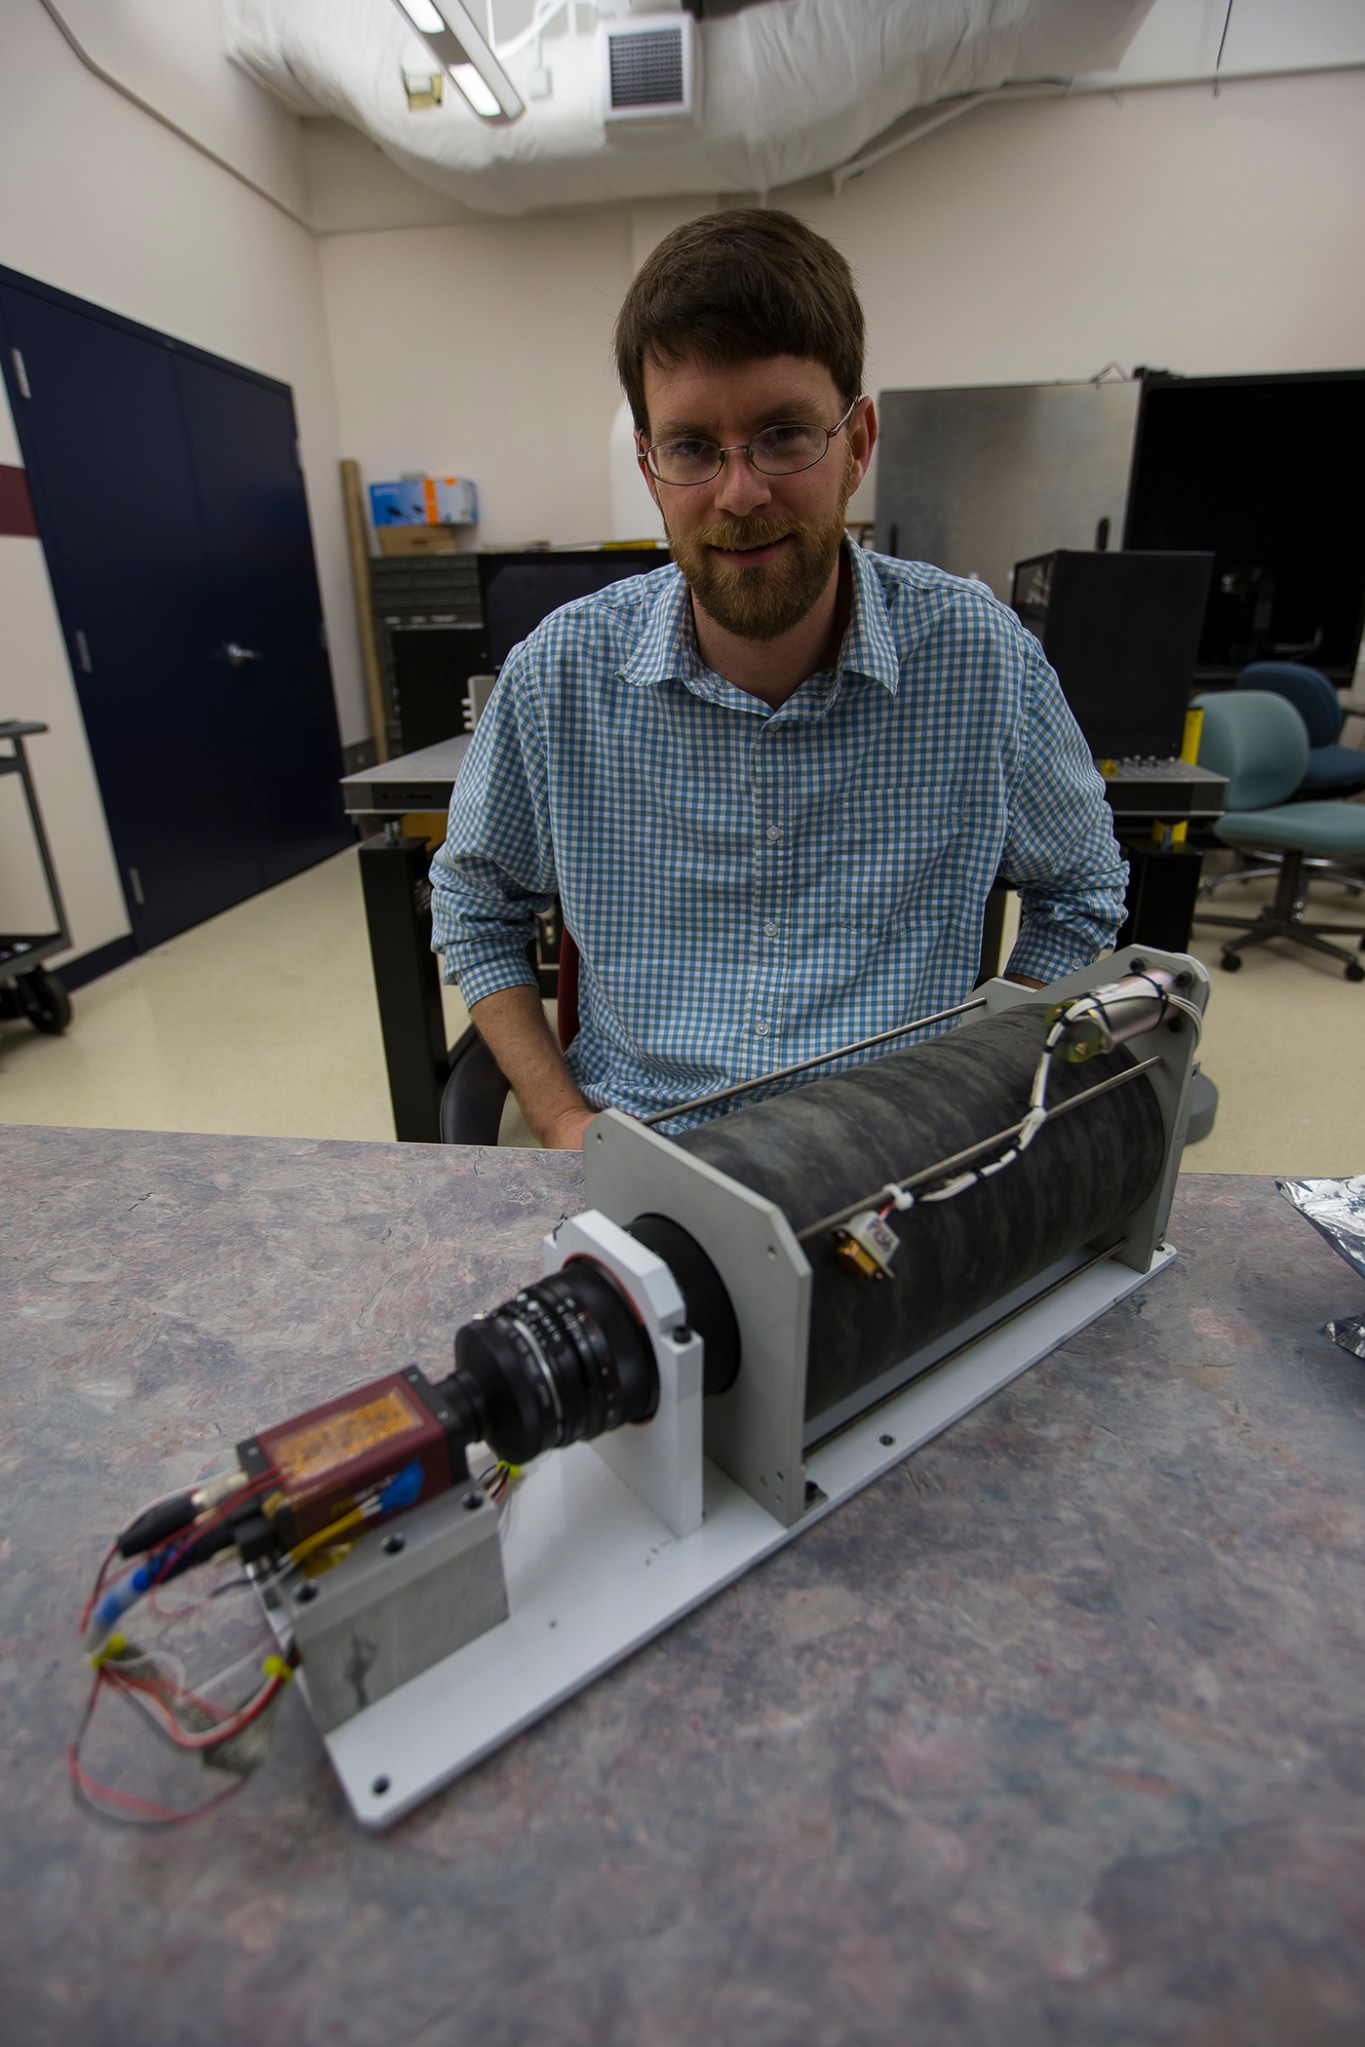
[{"xmin": 431, "ymin": 546, "xmax": 1127, "ymax": 1128}]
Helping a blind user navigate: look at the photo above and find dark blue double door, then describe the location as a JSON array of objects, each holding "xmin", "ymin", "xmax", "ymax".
[{"xmin": 0, "ymin": 270, "xmax": 351, "ymax": 952}]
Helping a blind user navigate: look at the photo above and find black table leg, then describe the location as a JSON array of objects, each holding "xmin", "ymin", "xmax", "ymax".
[{"xmin": 358, "ymin": 834, "xmax": 448, "ymax": 1143}]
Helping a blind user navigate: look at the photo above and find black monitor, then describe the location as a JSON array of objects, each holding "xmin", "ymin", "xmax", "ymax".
[
  {"xmin": 1010, "ymin": 549, "xmax": 1215, "ymax": 759},
  {"xmin": 1124, "ymin": 370, "xmax": 1365, "ymax": 682},
  {"xmin": 477, "ymin": 549, "xmax": 663, "ymax": 668}
]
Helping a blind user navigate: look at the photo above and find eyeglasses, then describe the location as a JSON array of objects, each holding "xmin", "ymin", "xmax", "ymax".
[{"xmin": 642, "ymin": 396, "xmax": 861, "ymax": 488}]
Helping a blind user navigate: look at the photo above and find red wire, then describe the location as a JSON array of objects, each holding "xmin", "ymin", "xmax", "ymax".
[
  {"xmin": 67, "ymin": 1670, "xmax": 252, "ymax": 1826},
  {"xmin": 107, "ymin": 1658, "xmax": 292, "ymax": 1752}
]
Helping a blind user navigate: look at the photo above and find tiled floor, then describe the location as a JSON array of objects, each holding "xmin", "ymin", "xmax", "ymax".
[{"xmin": 2, "ymin": 845, "xmax": 1362, "ymax": 1175}]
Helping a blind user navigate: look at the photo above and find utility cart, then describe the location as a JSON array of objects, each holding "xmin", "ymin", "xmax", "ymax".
[{"xmin": 0, "ymin": 719, "xmax": 72, "ymax": 1033}]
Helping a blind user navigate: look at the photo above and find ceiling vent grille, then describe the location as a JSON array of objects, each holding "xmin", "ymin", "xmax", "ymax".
[{"xmin": 600, "ymin": 15, "xmax": 698, "ymax": 125}]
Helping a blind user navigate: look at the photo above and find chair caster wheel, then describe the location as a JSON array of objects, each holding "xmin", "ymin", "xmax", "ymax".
[
  {"xmin": 1220, "ymin": 952, "xmax": 1243, "ymax": 972},
  {"xmin": 1346, "ymin": 961, "xmax": 1365, "ymax": 984}
]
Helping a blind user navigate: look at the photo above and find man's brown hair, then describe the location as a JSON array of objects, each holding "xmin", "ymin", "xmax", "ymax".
[{"xmin": 613, "ymin": 208, "xmax": 866, "ymax": 434}]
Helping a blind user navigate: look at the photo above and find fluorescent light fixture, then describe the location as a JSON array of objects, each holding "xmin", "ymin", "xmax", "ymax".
[
  {"xmin": 395, "ymin": 0, "xmax": 445, "ymax": 32},
  {"xmin": 389, "ymin": 0, "xmax": 525, "ymax": 122},
  {"xmin": 448, "ymin": 63, "xmax": 502, "ymax": 119}
]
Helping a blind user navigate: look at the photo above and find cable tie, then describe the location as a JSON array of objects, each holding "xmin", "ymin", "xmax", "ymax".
[
  {"xmin": 261, "ymin": 1654, "xmax": 294, "ymax": 1685},
  {"xmin": 922, "ymin": 1171, "xmax": 978, "ymax": 1203},
  {"xmin": 1018, "ymin": 1104, "xmax": 1048, "ymax": 1149},
  {"xmin": 879, "ymin": 1183, "xmax": 916, "ymax": 1213}
]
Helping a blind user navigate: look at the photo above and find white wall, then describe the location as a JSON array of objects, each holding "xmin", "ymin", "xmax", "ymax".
[
  {"xmin": 0, "ymin": 0, "xmax": 364, "ymax": 967},
  {"xmin": 44, "ymin": 0, "xmax": 308, "ymax": 217},
  {"xmin": 319, "ymin": 209, "xmax": 637, "ymax": 547}
]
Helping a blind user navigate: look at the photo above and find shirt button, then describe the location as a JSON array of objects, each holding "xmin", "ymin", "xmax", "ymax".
[
  {"xmin": 765, "ymin": 825, "xmax": 782, "ymax": 843},
  {"xmin": 763, "ymin": 920, "xmax": 778, "ymax": 938},
  {"xmin": 754, "ymin": 1020, "xmax": 770, "ymax": 1037}
]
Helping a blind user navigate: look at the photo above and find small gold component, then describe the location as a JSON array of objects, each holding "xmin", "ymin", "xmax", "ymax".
[{"xmin": 832, "ymin": 1209, "xmax": 900, "ymax": 1281}]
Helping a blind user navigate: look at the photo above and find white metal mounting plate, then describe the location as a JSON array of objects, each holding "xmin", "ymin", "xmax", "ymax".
[{"xmin": 308, "ymin": 1244, "xmax": 1173, "ymax": 1829}]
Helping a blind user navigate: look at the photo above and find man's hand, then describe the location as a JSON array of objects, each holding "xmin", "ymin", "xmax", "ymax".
[{"xmin": 540, "ymin": 1105, "xmax": 600, "ymax": 1151}]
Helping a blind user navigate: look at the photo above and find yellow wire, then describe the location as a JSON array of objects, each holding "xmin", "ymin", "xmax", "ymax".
[{"xmin": 288, "ymin": 1505, "xmax": 366, "ymax": 1569}]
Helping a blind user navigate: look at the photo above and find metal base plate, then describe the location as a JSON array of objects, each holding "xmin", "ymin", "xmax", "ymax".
[{"xmin": 311, "ymin": 1247, "xmax": 1174, "ymax": 1827}]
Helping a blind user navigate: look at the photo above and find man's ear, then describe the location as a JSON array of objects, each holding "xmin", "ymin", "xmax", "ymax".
[{"xmin": 848, "ymin": 396, "xmax": 877, "ymax": 494}]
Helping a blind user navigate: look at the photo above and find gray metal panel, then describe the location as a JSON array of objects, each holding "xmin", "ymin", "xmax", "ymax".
[{"xmin": 874, "ymin": 379, "xmax": 1142, "ymax": 600}]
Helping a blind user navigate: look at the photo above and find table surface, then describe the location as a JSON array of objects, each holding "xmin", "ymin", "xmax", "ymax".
[{"xmin": 2, "ymin": 1125, "xmax": 1363, "ymax": 2047}]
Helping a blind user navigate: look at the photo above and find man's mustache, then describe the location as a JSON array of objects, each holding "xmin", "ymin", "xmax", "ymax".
[{"xmin": 697, "ymin": 521, "xmax": 796, "ymax": 550}]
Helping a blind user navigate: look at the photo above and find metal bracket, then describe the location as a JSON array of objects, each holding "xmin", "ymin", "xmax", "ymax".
[
  {"xmin": 544, "ymin": 1210, "xmax": 704, "ymax": 1539},
  {"xmin": 979, "ymin": 944, "xmax": 1211, "ymax": 1272}
]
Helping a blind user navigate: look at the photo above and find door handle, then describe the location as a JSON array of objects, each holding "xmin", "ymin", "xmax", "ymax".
[{"xmin": 224, "ymin": 642, "xmax": 263, "ymax": 666}]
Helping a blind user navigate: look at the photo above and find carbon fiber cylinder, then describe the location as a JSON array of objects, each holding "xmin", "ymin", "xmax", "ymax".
[{"xmin": 674, "ymin": 1006, "xmax": 1167, "ymax": 1427}]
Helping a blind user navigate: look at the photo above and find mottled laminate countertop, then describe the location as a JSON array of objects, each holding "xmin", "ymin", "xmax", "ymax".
[{"xmin": 1, "ymin": 1123, "xmax": 1363, "ymax": 2047}]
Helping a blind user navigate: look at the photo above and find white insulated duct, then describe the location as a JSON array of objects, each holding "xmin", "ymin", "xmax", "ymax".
[{"xmin": 227, "ymin": 0, "xmax": 1156, "ymax": 217}]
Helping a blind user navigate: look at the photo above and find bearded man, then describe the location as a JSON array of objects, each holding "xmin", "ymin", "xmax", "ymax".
[{"xmin": 430, "ymin": 209, "xmax": 1127, "ymax": 1146}]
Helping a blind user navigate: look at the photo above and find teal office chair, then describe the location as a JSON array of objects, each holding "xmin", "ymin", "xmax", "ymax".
[
  {"xmin": 1236, "ymin": 662, "xmax": 1365, "ymax": 797},
  {"xmin": 1193, "ymin": 691, "xmax": 1365, "ymax": 980}
]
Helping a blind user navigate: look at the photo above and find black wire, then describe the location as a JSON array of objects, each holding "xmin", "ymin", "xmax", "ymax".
[{"xmin": 1213, "ymin": 0, "xmax": 1235, "ymax": 95}]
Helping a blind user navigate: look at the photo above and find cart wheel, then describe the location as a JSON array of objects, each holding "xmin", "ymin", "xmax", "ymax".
[
  {"xmin": 17, "ymin": 966, "xmax": 73, "ymax": 1034},
  {"xmin": 1346, "ymin": 961, "xmax": 1365, "ymax": 985},
  {"xmin": 1220, "ymin": 952, "xmax": 1242, "ymax": 973}
]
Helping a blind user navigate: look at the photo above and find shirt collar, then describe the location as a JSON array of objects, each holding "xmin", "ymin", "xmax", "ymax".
[{"xmin": 619, "ymin": 544, "xmax": 905, "ymax": 697}]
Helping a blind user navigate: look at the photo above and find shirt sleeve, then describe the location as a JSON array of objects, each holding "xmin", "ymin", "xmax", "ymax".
[
  {"xmin": 428, "ymin": 649, "xmax": 557, "ymax": 1005},
  {"xmin": 1000, "ymin": 635, "xmax": 1129, "ymax": 983}
]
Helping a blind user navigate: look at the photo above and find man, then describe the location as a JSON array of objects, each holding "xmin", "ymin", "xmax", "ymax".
[{"xmin": 431, "ymin": 209, "xmax": 1126, "ymax": 1147}]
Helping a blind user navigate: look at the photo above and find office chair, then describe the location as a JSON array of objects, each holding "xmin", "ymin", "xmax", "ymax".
[
  {"xmin": 1203, "ymin": 664, "xmax": 1365, "ymax": 901},
  {"xmin": 1236, "ymin": 663, "xmax": 1365, "ymax": 797},
  {"xmin": 1192, "ymin": 691, "xmax": 1365, "ymax": 980},
  {"xmin": 439, "ymin": 926, "xmax": 580, "ymax": 1143}
]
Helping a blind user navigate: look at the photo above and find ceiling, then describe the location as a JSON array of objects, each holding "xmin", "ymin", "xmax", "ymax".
[{"xmin": 227, "ymin": 0, "xmax": 1158, "ymax": 216}]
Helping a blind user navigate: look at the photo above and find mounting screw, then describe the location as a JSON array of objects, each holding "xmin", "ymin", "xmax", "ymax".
[
  {"xmin": 372, "ymin": 1775, "xmax": 391, "ymax": 1796},
  {"xmin": 463, "ymin": 1492, "xmax": 482, "ymax": 1511},
  {"xmin": 294, "ymin": 1581, "xmax": 318, "ymax": 1604},
  {"xmin": 382, "ymin": 1532, "xmax": 406, "ymax": 1555},
  {"xmin": 673, "ymin": 1324, "xmax": 693, "ymax": 1344},
  {"xmin": 879, "ymin": 1433, "xmax": 896, "ymax": 1448}
]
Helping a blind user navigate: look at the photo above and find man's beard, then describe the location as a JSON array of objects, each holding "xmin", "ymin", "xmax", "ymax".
[{"xmin": 665, "ymin": 463, "xmax": 853, "ymax": 642}]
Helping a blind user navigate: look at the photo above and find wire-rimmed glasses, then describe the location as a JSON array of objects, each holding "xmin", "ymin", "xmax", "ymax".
[{"xmin": 642, "ymin": 396, "xmax": 861, "ymax": 487}]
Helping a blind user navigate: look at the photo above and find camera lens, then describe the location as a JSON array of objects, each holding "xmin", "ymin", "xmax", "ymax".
[{"xmin": 446, "ymin": 1260, "xmax": 658, "ymax": 1467}]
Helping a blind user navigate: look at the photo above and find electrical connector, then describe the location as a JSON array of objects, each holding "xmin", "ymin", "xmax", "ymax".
[{"xmin": 833, "ymin": 1209, "xmax": 900, "ymax": 1281}]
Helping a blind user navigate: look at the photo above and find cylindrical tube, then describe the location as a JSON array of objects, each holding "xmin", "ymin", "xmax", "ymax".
[{"xmin": 674, "ymin": 1006, "xmax": 1167, "ymax": 1429}]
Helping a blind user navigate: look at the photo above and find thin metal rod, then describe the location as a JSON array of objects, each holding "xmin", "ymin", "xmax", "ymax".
[
  {"xmin": 803, "ymin": 1238, "xmax": 1124, "ymax": 1457},
  {"xmin": 797, "ymin": 1054, "xmax": 1165, "ymax": 1243},
  {"xmin": 638, "ymin": 996, "xmax": 990, "ymax": 1129}
]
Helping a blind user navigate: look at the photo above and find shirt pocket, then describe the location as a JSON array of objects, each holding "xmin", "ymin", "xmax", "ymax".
[{"xmin": 828, "ymin": 782, "xmax": 966, "ymax": 936}]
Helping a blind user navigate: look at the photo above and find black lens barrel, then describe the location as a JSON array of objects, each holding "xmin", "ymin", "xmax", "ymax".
[
  {"xmin": 443, "ymin": 1220, "xmax": 741, "ymax": 1470},
  {"xmin": 446, "ymin": 1260, "xmax": 658, "ymax": 1468}
]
